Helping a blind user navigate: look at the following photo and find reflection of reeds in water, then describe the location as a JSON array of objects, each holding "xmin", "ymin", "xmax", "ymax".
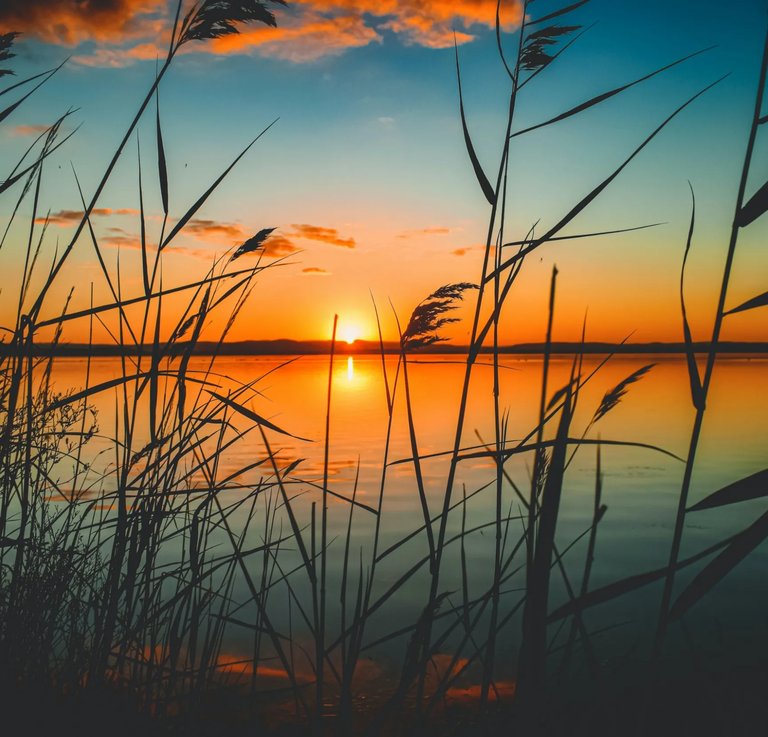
[{"xmin": 1, "ymin": 1, "xmax": 767, "ymax": 735}]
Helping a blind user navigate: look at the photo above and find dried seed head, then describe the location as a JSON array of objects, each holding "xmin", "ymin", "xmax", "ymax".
[{"xmin": 402, "ymin": 282, "xmax": 478, "ymax": 351}]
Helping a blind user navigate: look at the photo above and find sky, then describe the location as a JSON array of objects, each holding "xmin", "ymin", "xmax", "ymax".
[{"xmin": 1, "ymin": 0, "xmax": 767, "ymax": 346}]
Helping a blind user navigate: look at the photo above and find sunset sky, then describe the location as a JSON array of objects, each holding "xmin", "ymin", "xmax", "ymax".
[{"xmin": 1, "ymin": 0, "xmax": 766, "ymax": 345}]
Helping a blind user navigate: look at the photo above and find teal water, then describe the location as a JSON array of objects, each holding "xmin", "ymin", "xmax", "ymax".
[{"xmin": 46, "ymin": 353, "xmax": 768, "ymax": 689}]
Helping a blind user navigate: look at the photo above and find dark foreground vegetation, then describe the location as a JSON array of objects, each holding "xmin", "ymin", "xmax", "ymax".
[{"xmin": 1, "ymin": 1, "xmax": 768, "ymax": 735}]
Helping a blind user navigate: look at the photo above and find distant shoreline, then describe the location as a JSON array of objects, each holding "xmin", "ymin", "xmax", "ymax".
[{"xmin": 3, "ymin": 340, "xmax": 768, "ymax": 357}]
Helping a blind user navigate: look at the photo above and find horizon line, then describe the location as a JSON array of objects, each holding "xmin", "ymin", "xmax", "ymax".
[{"xmin": 4, "ymin": 339, "xmax": 768, "ymax": 357}]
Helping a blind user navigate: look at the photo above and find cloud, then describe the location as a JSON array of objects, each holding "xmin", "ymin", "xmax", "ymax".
[
  {"xmin": 182, "ymin": 220, "xmax": 352, "ymax": 254},
  {"xmin": 98, "ymin": 232, "xmax": 292, "ymax": 262},
  {"xmin": 102, "ymin": 234, "xmax": 142, "ymax": 250},
  {"xmin": 0, "ymin": 0, "xmax": 166, "ymax": 46},
  {"xmin": 290, "ymin": 223, "xmax": 355, "ymax": 248},
  {"xmin": 183, "ymin": 219, "xmax": 300, "ymax": 257},
  {"xmin": 451, "ymin": 244, "xmax": 484, "ymax": 256},
  {"xmin": 302, "ymin": 266, "xmax": 330, "ymax": 275},
  {"xmin": 10, "ymin": 0, "xmax": 523, "ymax": 66},
  {"xmin": 291, "ymin": 1, "xmax": 521, "ymax": 50},
  {"xmin": 184, "ymin": 218, "xmax": 248, "ymax": 242},
  {"xmin": 72, "ymin": 41, "xmax": 162, "ymax": 67},
  {"xmin": 262, "ymin": 234, "xmax": 299, "ymax": 257},
  {"xmin": 40, "ymin": 210, "xmax": 350, "ymax": 258},
  {"xmin": 38, "ymin": 207, "xmax": 139, "ymax": 226},
  {"xmin": 210, "ymin": 11, "xmax": 380, "ymax": 63},
  {"xmin": 8, "ymin": 124, "xmax": 51, "ymax": 137},
  {"xmin": 377, "ymin": 116, "xmax": 395, "ymax": 125},
  {"xmin": 398, "ymin": 226, "xmax": 454, "ymax": 239}
]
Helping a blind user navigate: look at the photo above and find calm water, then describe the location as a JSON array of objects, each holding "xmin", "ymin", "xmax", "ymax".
[{"xmin": 47, "ymin": 353, "xmax": 768, "ymax": 682}]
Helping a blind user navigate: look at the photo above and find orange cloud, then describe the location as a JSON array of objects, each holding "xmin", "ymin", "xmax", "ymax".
[
  {"xmin": 13, "ymin": 0, "xmax": 522, "ymax": 66},
  {"xmin": 211, "ymin": 12, "xmax": 380, "ymax": 62},
  {"xmin": 102, "ymin": 234, "xmax": 142, "ymax": 249},
  {"xmin": 183, "ymin": 220, "xmax": 300, "ymax": 258},
  {"xmin": 290, "ymin": 223, "xmax": 355, "ymax": 248},
  {"xmin": 184, "ymin": 218, "xmax": 248, "ymax": 242},
  {"xmin": 302, "ymin": 266, "xmax": 330, "ymax": 275},
  {"xmin": 9, "ymin": 124, "xmax": 51, "ymax": 137},
  {"xmin": 262, "ymin": 234, "xmax": 299, "ymax": 257},
  {"xmin": 292, "ymin": 0, "xmax": 522, "ymax": 49},
  {"xmin": 0, "ymin": 0, "xmax": 166, "ymax": 46},
  {"xmin": 38, "ymin": 207, "xmax": 140, "ymax": 226},
  {"xmin": 72, "ymin": 41, "xmax": 162, "ymax": 67},
  {"xmin": 451, "ymin": 244, "xmax": 484, "ymax": 256},
  {"xmin": 398, "ymin": 226, "xmax": 454, "ymax": 239}
]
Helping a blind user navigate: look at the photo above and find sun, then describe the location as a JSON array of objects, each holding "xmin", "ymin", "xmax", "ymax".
[{"xmin": 339, "ymin": 324, "xmax": 361, "ymax": 345}]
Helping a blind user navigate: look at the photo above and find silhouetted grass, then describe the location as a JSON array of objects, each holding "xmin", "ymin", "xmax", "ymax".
[{"xmin": 1, "ymin": 1, "xmax": 767, "ymax": 736}]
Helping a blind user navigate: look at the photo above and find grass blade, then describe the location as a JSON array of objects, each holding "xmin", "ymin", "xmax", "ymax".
[
  {"xmin": 0, "ymin": 59, "xmax": 66, "ymax": 124},
  {"xmin": 527, "ymin": 0, "xmax": 591, "ymax": 26},
  {"xmin": 501, "ymin": 221, "xmax": 664, "ymax": 248},
  {"xmin": 161, "ymin": 118, "xmax": 278, "ymax": 249},
  {"xmin": 489, "ymin": 75, "xmax": 727, "ymax": 282},
  {"xmin": 680, "ymin": 183, "xmax": 704, "ymax": 409},
  {"xmin": 724, "ymin": 289, "xmax": 768, "ymax": 315},
  {"xmin": 669, "ymin": 510, "xmax": 768, "ymax": 621},
  {"xmin": 137, "ymin": 138, "xmax": 151, "ymax": 297},
  {"xmin": 736, "ymin": 178, "xmax": 768, "ymax": 227},
  {"xmin": 688, "ymin": 469, "xmax": 768, "ymax": 512},
  {"xmin": 1, "ymin": 125, "xmax": 79, "ymax": 196},
  {"xmin": 549, "ymin": 534, "xmax": 733, "ymax": 621},
  {"xmin": 0, "ymin": 67, "xmax": 61, "ymax": 98},
  {"xmin": 511, "ymin": 47, "xmax": 714, "ymax": 138},
  {"xmin": 156, "ymin": 89, "xmax": 169, "ymax": 216},
  {"xmin": 35, "ymin": 263, "xmax": 268, "ymax": 329},
  {"xmin": 455, "ymin": 38, "xmax": 496, "ymax": 205},
  {"xmin": 206, "ymin": 389, "xmax": 311, "ymax": 441}
]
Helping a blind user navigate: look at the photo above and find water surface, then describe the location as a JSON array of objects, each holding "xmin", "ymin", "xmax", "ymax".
[{"xmin": 48, "ymin": 353, "xmax": 768, "ymax": 682}]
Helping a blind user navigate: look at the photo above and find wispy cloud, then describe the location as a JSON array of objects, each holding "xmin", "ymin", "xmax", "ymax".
[
  {"xmin": 8, "ymin": 123, "xmax": 51, "ymax": 137},
  {"xmin": 397, "ymin": 226, "xmax": 456, "ymax": 239},
  {"xmin": 302, "ymin": 266, "xmax": 330, "ymax": 275},
  {"xmin": 290, "ymin": 223, "xmax": 355, "ymax": 248},
  {"xmin": 102, "ymin": 234, "xmax": 142, "ymax": 250},
  {"xmin": 72, "ymin": 41, "xmax": 162, "ymax": 68},
  {"xmin": 37, "ymin": 208, "xmax": 140, "ymax": 226},
  {"xmin": 262, "ymin": 234, "xmax": 299, "ymax": 257},
  {"xmin": 184, "ymin": 218, "xmax": 248, "ymax": 242},
  {"xmin": 451, "ymin": 244, "xmax": 483, "ymax": 256}
]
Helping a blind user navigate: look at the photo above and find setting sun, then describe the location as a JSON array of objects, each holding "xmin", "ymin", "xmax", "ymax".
[{"xmin": 339, "ymin": 323, "xmax": 362, "ymax": 344}]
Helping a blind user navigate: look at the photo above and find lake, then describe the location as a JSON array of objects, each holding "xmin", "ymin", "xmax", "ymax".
[{"xmin": 44, "ymin": 352, "xmax": 768, "ymax": 700}]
